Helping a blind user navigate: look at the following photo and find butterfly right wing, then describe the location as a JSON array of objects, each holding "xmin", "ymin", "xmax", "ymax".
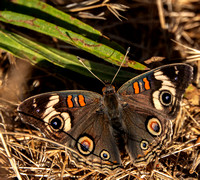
[
  {"xmin": 117, "ymin": 64, "xmax": 193, "ymax": 166},
  {"xmin": 18, "ymin": 90, "xmax": 122, "ymax": 172}
]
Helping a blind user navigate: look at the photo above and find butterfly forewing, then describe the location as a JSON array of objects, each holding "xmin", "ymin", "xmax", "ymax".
[{"xmin": 118, "ymin": 63, "xmax": 193, "ymax": 119}]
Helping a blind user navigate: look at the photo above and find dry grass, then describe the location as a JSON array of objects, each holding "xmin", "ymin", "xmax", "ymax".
[{"xmin": 0, "ymin": 0, "xmax": 200, "ymax": 179}]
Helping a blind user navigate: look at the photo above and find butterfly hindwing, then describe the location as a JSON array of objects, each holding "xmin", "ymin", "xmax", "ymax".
[{"xmin": 121, "ymin": 103, "xmax": 173, "ymax": 166}]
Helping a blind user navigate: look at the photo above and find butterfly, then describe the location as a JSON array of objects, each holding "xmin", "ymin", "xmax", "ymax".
[{"xmin": 18, "ymin": 63, "xmax": 193, "ymax": 172}]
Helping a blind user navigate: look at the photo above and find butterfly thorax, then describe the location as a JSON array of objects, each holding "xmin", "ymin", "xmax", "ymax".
[
  {"xmin": 102, "ymin": 84, "xmax": 121, "ymax": 119},
  {"xmin": 102, "ymin": 84, "xmax": 125, "ymax": 134}
]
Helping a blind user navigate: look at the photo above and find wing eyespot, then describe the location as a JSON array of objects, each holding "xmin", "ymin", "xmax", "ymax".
[
  {"xmin": 49, "ymin": 115, "xmax": 64, "ymax": 131},
  {"xmin": 140, "ymin": 140, "xmax": 149, "ymax": 150},
  {"xmin": 76, "ymin": 134, "xmax": 95, "ymax": 156},
  {"xmin": 146, "ymin": 117, "xmax": 162, "ymax": 136},
  {"xmin": 100, "ymin": 150, "xmax": 110, "ymax": 161},
  {"xmin": 159, "ymin": 90, "xmax": 173, "ymax": 106}
]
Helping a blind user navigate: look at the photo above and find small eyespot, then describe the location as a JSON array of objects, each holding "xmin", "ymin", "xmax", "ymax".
[
  {"xmin": 146, "ymin": 117, "xmax": 162, "ymax": 136},
  {"xmin": 100, "ymin": 150, "xmax": 110, "ymax": 160},
  {"xmin": 77, "ymin": 135, "xmax": 94, "ymax": 156},
  {"xmin": 49, "ymin": 116, "xmax": 64, "ymax": 131},
  {"xmin": 140, "ymin": 140, "xmax": 149, "ymax": 150},
  {"xmin": 159, "ymin": 90, "xmax": 173, "ymax": 106}
]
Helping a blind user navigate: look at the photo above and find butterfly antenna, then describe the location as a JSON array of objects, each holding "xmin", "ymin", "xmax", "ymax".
[
  {"xmin": 78, "ymin": 57, "xmax": 106, "ymax": 86},
  {"xmin": 111, "ymin": 47, "xmax": 130, "ymax": 85}
]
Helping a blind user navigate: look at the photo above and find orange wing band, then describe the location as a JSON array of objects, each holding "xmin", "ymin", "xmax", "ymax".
[
  {"xmin": 67, "ymin": 95, "xmax": 74, "ymax": 108},
  {"xmin": 78, "ymin": 95, "xmax": 86, "ymax": 107},
  {"xmin": 143, "ymin": 77, "xmax": 150, "ymax": 90},
  {"xmin": 133, "ymin": 82, "xmax": 140, "ymax": 94}
]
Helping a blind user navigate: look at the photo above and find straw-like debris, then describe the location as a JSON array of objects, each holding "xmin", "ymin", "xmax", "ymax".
[{"xmin": 0, "ymin": 0, "xmax": 200, "ymax": 179}]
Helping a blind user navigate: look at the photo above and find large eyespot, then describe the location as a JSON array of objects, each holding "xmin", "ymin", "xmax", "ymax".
[
  {"xmin": 159, "ymin": 90, "xmax": 173, "ymax": 106},
  {"xmin": 140, "ymin": 140, "xmax": 149, "ymax": 150},
  {"xmin": 100, "ymin": 150, "xmax": 110, "ymax": 161},
  {"xmin": 49, "ymin": 115, "xmax": 64, "ymax": 131},
  {"xmin": 146, "ymin": 117, "xmax": 162, "ymax": 136},
  {"xmin": 77, "ymin": 135, "xmax": 94, "ymax": 156}
]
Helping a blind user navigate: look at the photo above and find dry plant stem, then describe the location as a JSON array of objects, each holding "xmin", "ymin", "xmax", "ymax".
[
  {"xmin": 113, "ymin": 171, "xmax": 132, "ymax": 179},
  {"xmin": 48, "ymin": 155, "xmax": 57, "ymax": 177},
  {"xmin": 190, "ymin": 153, "xmax": 200, "ymax": 174},
  {"xmin": 156, "ymin": 0, "xmax": 167, "ymax": 29},
  {"xmin": 184, "ymin": 107, "xmax": 200, "ymax": 127},
  {"xmin": 61, "ymin": 157, "xmax": 68, "ymax": 180},
  {"xmin": 0, "ymin": 115, "xmax": 22, "ymax": 179},
  {"xmin": 198, "ymin": 61, "xmax": 200, "ymax": 86},
  {"xmin": 13, "ymin": 144, "xmax": 41, "ymax": 166},
  {"xmin": 161, "ymin": 142, "xmax": 200, "ymax": 159},
  {"xmin": 152, "ymin": 170, "xmax": 174, "ymax": 179},
  {"xmin": 70, "ymin": 3, "xmax": 107, "ymax": 12},
  {"xmin": 69, "ymin": 1, "xmax": 128, "ymax": 20},
  {"xmin": 81, "ymin": 0, "xmax": 102, "ymax": 6},
  {"xmin": 171, "ymin": 40, "xmax": 200, "ymax": 62},
  {"xmin": 78, "ymin": 170, "xmax": 97, "ymax": 180},
  {"xmin": 78, "ymin": 12, "xmax": 106, "ymax": 20},
  {"xmin": 1, "ymin": 131, "xmax": 69, "ymax": 148}
]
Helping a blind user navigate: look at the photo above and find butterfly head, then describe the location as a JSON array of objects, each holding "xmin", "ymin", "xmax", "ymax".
[{"xmin": 102, "ymin": 84, "xmax": 116, "ymax": 95}]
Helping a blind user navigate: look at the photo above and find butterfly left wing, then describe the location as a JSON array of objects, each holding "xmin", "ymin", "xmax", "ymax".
[
  {"xmin": 18, "ymin": 90, "xmax": 122, "ymax": 172},
  {"xmin": 117, "ymin": 63, "xmax": 193, "ymax": 166}
]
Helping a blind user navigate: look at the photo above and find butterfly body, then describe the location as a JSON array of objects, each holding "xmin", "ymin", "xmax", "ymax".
[{"xmin": 18, "ymin": 64, "xmax": 193, "ymax": 172}]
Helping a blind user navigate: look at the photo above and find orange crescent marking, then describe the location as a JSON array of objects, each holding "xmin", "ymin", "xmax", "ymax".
[
  {"xmin": 143, "ymin": 77, "xmax": 150, "ymax": 90},
  {"xmin": 78, "ymin": 95, "xmax": 86, "ymax": 107},
  {"xmin": 67, "ymin": 95, "xmax": 73, "ymax": 108},
  {"xmin": 133, "ymin": 82, "xmax": 140, "ymax": 94}
]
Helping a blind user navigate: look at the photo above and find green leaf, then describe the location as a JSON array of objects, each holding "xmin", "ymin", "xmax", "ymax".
[
  {"xmin": 0, "ymin": 28, "xmax": 135, "ymax": 81},
  {"xmin": 0, "ymin": 0, "xmax": 148, "ymax": 71}
]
